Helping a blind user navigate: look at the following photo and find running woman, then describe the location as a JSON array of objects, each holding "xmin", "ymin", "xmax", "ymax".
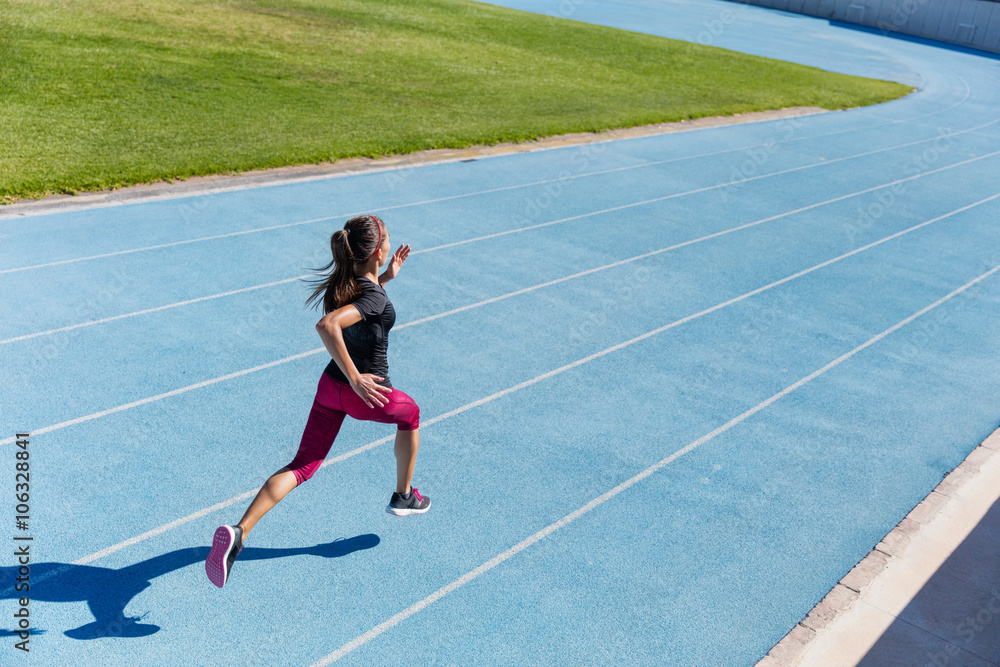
[{"xmin": 205, "ymin": 214, "xmax": 429, "ymax": 589}]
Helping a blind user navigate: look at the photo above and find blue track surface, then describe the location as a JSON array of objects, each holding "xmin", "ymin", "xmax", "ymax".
[{"xmin": 2, "ymin": 1, "xmax": 999, "ymax": 664}]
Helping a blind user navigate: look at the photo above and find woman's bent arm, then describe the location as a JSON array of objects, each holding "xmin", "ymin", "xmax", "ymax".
[{"xmin": 316, "ymin": 306, "xmax": 391, "ymax": 408}]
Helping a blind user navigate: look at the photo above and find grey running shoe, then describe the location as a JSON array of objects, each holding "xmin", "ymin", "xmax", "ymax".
[
  {"xmin": 206, "ymin": 525, "xmax": 243, "ymax": 588},
  {"xmin": 386, "ymin": 488, "xmax": 431, "ymax": 516}
]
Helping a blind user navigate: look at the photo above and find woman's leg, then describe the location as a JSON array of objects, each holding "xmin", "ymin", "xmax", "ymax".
[
  {"xmin": 207, "ymin": 375, "xmax": 349, "ymax": 587},
  {"xmin": 394, "ymin": 428, "xmax": 419, "ymax": 494},
  {"xmin": 331, "ymin": 382, "xmax": 423, "ymax": 503},
  {"xmin": 236, "ymin": 387, "xmax": 347, "ymax": 539},
  {"xmin": 236, "ymin": 466, "xmax": 300, "ymax": 539}
]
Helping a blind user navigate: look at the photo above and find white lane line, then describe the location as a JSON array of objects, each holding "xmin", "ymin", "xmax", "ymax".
[
  {"xmin": 403, "ymin": 150, "xmax": 1000, "ymax": 324},
  {"xmin": 30, "ymin": 192, "xmax": 1000, "ymax": 572},
  {"xmin": 0, "ymin": 276, "xmax": 306, "ymax": 345},
  {"xmin": 0, "ymin": 348, "xmax": 324, "ymax": 446},
  {"xmin": 3, "ymin": 191, "xmax": 998, "ymax": 449},
  {"xmin": 0, "ymin": 146, "xmax": 788, "ymax": 273},
  {"xmin": 74, "ymin": 488, "xmax": 261, "ymax": 565},
  {"xmin": 850, "ymin": 74, "xmax": 970, "ymax": 124},
  {"xmin": 0, "ymin": 487, "xmax": 263, "ymax": 595},
  {"xmin": 914, "ymin": 75, "xmax": 970, "ymax": 119},
  {"xmin": 407, "ymin": 146, "xmax": 1000, "ymax": 255},
  {"xmin": 0, "ymin": 216, "xmax": 339, "ymax": 274},
  {"xmin": 311, "ymin": 257, "xmax": 1000, "ymax": 665},
  {"xmin": 7, "ymin": 145, "xmax": 999, "ymax": 347},
  {"xmin": 4, "ymin": 112, "xmax": 997, "ymax": 275}
]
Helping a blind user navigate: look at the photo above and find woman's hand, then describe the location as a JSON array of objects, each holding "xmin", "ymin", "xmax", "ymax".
[
  {"xmin": 380, "ymin": 244, "xmax": 411, "ymax": 284},
  {"xmin": 351, "ymin": 374, "xmax": 392, "ymax": 408}
]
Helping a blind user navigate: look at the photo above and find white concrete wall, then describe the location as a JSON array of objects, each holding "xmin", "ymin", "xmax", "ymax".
[{"xmin": 729, "ymin": 0, "xmax": 1000, "ymax": 53}]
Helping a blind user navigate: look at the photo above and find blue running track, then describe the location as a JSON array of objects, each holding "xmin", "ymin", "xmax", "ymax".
[{"xmin": 1, "ymin": 0, "xmax": 999, "ymax": 664}]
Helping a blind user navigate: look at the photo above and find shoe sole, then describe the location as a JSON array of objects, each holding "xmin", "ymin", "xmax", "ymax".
[
  {"xmin": 205, "ymin": 525, "xmax": 237, "ymax": 588},
  {"xmin": 385, "ymin": 500, "xmax": 431, "ymax": 517}
]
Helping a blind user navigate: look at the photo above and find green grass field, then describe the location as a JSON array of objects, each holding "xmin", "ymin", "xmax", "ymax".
[{"xmin": 0, "ymin": 0, "xmax": 912, "ymax": 202}]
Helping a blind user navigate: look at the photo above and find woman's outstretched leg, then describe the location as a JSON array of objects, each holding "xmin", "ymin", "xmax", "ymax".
[
  {"xmin": 207, "ymin": 396, "xmax": 345, "ymax": 587},
  {"xmin": 234, "ymin": 402, "xmax": 343, "ymax": 541},
  {"xmin": 237, "ymin": 466, "xmax": 299, "ymax": 539}
]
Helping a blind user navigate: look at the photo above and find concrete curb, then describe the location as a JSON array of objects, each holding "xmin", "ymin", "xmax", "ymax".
[
  {"xmin": 0, "ymin": 106, "xmax": 827, "ymax": 220},
  {"xmin": 756, "ymin": 427, "xmax": 1000, "ymax": 667}
]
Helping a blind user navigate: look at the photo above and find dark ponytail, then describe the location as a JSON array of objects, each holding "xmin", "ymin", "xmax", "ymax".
[{"xmin": 305, "ymin": 214, "xmax": 385, "ymax": 313}]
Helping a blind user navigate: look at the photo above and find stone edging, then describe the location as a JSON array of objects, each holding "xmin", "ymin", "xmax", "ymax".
[
  {"xmin": 755, "ymin": 427, "xmax": 1000, "ymax": 666},
  {"xmin": 0, "ymin": 106, "xmax": 826, "ymax": 219}
]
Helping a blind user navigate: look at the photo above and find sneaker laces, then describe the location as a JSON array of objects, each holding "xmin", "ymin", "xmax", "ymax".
[{"xmin": 411, "ymin": 488, "xmax": 423, "ymax": 502}]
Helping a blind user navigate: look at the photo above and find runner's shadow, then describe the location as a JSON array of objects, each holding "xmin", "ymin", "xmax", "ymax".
[{"xmin": 0, "ymin": 533, "xmax": 379, "ymax": 640}]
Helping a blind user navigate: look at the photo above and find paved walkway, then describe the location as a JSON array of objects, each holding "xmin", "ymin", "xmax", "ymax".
[{"xmin": 761, "ymin": 428, "xmax": 1000, "ymax": 666}]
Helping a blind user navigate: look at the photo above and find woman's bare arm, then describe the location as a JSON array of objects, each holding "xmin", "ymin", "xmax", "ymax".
[{"xmin": 316, "ymin": 305, "xmax": 392, "ymax": 408}]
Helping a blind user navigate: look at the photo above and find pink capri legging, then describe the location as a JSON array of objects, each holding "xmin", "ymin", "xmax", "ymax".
[{"xmin": 287, "ymin": 372, "xmax": 420, "ymax": 485}]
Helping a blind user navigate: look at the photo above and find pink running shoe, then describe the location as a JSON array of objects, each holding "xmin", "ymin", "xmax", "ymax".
[{"xmin": 206, "ymin": 525, "xmax": 243, "ymax": 588}]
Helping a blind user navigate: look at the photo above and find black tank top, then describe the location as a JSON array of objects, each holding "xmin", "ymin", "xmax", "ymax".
[{"xmin": 323, "ymin": 278, "xmax": 396, "ymax": 388}]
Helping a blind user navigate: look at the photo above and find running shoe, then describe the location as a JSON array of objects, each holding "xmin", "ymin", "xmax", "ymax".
[
  {"xmin": 386, "ymin": 488, "xmax": 431, "ymax": 516},
  {"xmin": 206, "ymin": 525, "xmax": 243, "ymax": 588}
]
